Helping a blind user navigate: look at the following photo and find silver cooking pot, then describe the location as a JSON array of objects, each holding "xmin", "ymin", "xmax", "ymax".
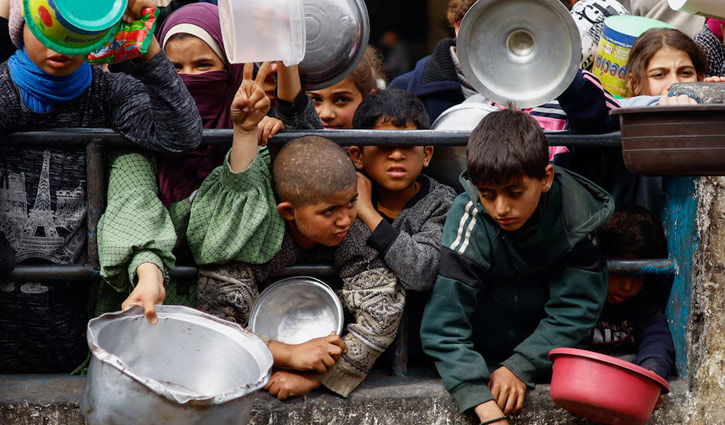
[{"xmin": 81, "ymin": 305, "xmax": 272, "ymax": 425}]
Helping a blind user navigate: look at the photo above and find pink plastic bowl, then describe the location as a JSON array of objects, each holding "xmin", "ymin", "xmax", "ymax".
[{"xmin": 548, "ymin": 348, "xmax": 670, "ymax": 425}]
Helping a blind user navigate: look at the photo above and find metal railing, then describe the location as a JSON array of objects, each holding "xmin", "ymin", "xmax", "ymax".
[{"xmin": 2, "ymin": 128, "xmax": 686, "ymax": 377}]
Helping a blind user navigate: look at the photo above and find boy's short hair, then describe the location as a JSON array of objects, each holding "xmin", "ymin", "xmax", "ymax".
[
  {"xmin": 598, "ymin": 206, "xmax": 667, "ymax": 259},
  {"xmin": 352, "ymin": 89, "xmax": 430, "ymax": 130},
  {"xmin": 467, "ymin": 109, "xmax": 548, "ymax": 187},
  {"xmin": 273, "ymin": 136, "xmax": 357, "ymax": 207}
]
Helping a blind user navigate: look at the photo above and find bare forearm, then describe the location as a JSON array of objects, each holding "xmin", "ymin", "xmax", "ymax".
[
  {"xmin": 229, "ymin": 128, "xmax": 259, "ymax": 172},
  {"xmin": 276, "ymin": 64, "xmax": 301, "ymax": 102}
]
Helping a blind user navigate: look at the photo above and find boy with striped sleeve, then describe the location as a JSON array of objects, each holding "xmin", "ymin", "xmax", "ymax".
[{"xmin": 420, "ymin": 109, "xmax": 613, "ymax": 425}]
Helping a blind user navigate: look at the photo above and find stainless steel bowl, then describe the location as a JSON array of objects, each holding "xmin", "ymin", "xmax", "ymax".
[
  {"xmin": 298, "ymin": 0, "xmax": 370, "ymax": 90},
  {"xmin": 81, "ymin": 306, "xmax": 272, "ymax": 425},
  {"xmin": 249, "ymin": 276, "xmax": 344, "ymax": 344},
  {"xmin": 457, "ymin": 0, "xmax": 581, "ymax": 108}
]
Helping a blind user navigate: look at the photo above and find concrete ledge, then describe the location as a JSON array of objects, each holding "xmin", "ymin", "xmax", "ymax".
[{"xmin": 0, "ymin": 371, "xmax": 689, "ymax": 424}]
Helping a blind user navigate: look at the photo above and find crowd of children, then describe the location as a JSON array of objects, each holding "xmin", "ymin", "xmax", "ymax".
[{"xmin": 1, "ymin": 0, "xmax": 719, "ymax": 423}]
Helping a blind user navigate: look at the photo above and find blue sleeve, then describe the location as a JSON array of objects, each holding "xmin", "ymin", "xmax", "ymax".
[{"xmin": 635, "ymin": 311, "xmax": 676, "ymax": 379}]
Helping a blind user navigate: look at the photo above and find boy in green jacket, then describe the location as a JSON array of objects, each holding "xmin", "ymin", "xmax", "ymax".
[{"xmin": 420, "ymin": 109, "xmax": 613, "ymax": 425}]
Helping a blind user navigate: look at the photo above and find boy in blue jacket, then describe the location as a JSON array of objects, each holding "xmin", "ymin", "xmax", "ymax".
[{"xmin": 420, "ymin": 109, "xmax": 613, "ymax": 424}]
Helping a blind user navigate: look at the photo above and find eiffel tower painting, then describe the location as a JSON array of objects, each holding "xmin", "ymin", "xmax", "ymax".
[{"xmin": 17, "ymin": 150, "xmax": 64, "ymax": 262}]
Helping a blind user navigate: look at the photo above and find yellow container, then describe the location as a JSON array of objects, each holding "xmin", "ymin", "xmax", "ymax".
[
  {"xmin": 593, "ymin": 15, "xmax": 673, "ymax": 98},
  {"xmin": 23, "ymin": 0, "xmax": 127, "ymax": 55}
]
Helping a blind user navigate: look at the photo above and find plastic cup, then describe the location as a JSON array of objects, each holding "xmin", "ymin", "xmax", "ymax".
[
  {"xmin": 23, "ymin": 0, "xmax": 127, "ymax": 55},
  {"xmin": 218, "ymin": 0, "xmax": 306, "ymax": 66},
  {"xmin": 669, "ymin": 0, "xmax": 725, "ymax": 20},
  {"xmin": 593, "ymin": 15, "xmax": 673, "ymax": 98}
]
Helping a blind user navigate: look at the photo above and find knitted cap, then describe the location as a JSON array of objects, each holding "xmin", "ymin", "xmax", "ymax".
[{"xmin": 8, "ymin": 0, "xmax": 24, "ymax": 48}]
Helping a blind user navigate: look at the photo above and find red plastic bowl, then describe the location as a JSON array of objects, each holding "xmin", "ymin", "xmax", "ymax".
[{"xmin": 548, "ymin": 348, "xmax": 670, "ymax": 425}]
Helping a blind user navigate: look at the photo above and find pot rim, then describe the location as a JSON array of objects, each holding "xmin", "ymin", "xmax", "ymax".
[{"xmin": 87, "ymin": 305, "xmax": 273, "ymax": 405}]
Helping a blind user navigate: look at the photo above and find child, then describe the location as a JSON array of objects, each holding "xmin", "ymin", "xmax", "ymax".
[
  {"xmin": 97, "ymin": 3, "xmax": 284, "ymax": 324},
  {"xmin": 420, "ymin": 109, "xmax": 612, "ymax": 425},
  {"xmin": 185, "ymin": 63, "xmax": 405, "ymax": 400},
  {"xmin": 570, "ymin": 28, "xmax": 708, "ymax": 217},
  {"xmin": 0, "ymin": 0, "xmax": 202, "ymax": 372},
  {"xmin": 348, "ymin": 88, "xmax": 456, "ymax": 292},
  {"xmin": 581, "ymin": 206, "xmax": 675, "ymax": 408},
  {"xmin": 275, "ymin": 46, "xmax": 383, "ymax": 131}
]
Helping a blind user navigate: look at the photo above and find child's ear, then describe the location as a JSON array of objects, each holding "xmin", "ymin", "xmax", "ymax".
[
  {"xmin": 422, "ymin": 146, "xmax": 434, "ymax": 168},
  {"xmin": 348, "ymin": 146, "xmax": 365, "ymax": 170},
  {"xmin": 542, "ymin": 164, "xmax": 555, "ymax": 193},
  {"xmin": 276, "ymin": 202, "xmax": 295, "ymax": 221}
]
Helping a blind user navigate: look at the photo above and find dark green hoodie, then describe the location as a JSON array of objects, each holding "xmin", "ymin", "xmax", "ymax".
[{"xmin": 420, "ymin": 167, "xmax": 613, "ymax": 414}]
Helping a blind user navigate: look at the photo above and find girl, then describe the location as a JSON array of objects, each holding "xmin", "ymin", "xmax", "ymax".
[
  {"xmin": 276, "ymin": 46, "xmax": 384, "ymax": 131},
  {"xmin": 97, "ymin": 3, "xmax": 283, "ymax": 324},
  {"xmin": 624, "ymin": 27, "xmax": 707, "ymax": 103}
]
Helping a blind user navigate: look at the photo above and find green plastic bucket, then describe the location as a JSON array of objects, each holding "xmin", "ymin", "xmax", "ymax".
[
  {"xmin": 23, "ymin": 0, "xmax": 128, "ymax": 55},
  {"xmin": 593, "ymin": 15, "xmax": 673, "ymax": 98}
]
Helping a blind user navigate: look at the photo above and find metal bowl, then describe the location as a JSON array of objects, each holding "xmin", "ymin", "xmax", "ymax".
[
  {"xmin": 249, "ymin": 276, "xmax": 344, "ymax": 344},
  {"xmin": 81, "ymin": 306, "xmax": 272, "ymax": 425},
  {"xmin": 457, "ymin": 0, "xmax": 581, "ymax": 108},
  {"xmin": 298, "ymin": 0, "xmax": 370, "ymax": 90}
]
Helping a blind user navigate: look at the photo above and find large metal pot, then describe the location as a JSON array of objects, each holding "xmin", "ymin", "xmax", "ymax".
[{"xmin": 81, "ymin": 306, "xmax": 272, "ymax": 425}]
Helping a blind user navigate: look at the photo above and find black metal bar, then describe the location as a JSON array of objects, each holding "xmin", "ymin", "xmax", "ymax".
[
  {"xmin": 10, "ymin": 265, "xmax": 99, "ymax": 281},
  {"xmin": 86, "ymin": 140, "xmax": 104, "ymax": 270},
  {"xmin": 0, "ymin": 128, "xmax": 623, "ymax": 148},
  {"xmin": 607, "ymin": 259, "xmax": 677, "ymax": 275},
  {"xmin": 8, "ymin": 260, "xmax": 675, "ymax": 283}
]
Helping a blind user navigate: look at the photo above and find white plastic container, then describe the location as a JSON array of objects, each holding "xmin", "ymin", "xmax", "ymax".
[
  {"xmin": 218, "ymin": 0, "xmax": 306, "ymax": 65},
  {"xmin": 668, "ymin": 0, "xmax": 725, "ymax": 20}
]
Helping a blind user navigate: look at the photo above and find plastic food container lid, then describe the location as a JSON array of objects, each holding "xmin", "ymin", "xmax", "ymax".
[{"xmin": 55, "ymin": 0, "xmax": 128, "ymax": 32}]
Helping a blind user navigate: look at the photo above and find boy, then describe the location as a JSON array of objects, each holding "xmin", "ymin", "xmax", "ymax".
[
  {"xmin": 185, "ymin": 63, "xmax": 405, "ymax": 400},
  {"xmin": 581, "ymin": 206, "xmax": 675, "ymax": 408},
  {"xmin": 349, "ymin": 89, "xmax": 456, "ymax": 291},
  {"xmin": 420, "ymin": 109, "xmax": 612, "ymax": 424}
]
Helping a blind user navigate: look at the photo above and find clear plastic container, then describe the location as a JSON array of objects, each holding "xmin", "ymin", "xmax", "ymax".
[{"xmin": 218, "ymin": 0, "xmax": 306, "ymax": 66}]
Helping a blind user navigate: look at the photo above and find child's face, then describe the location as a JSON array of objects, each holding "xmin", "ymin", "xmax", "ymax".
[
  {"xmin": 307, "ymin": 77, "xmax": 364, "ymax": 129},
  {"xmin": 279, "ymin": 184, "xmax": 358, "ymax": 247},
  {"xmin": 165, "ymin": 36, "xmax": 225, "ymax": 75},
  {"xmin": 606, "ymin": 274, "xmax": 644, "ymax": 304},
  {"xmin": 349, "ymin": 119, "xmax": 433, "ymax": 194},
  {"xmin": 476, "ymin": 165, "xmax": 554, "ymax": 232},
  {"xmin": 23, "ymin": 25, "xmax": 85, "ymax": 77},
  {"xmin": 634, "ymin": 46, "xmax": 699, "ymax": 96}
]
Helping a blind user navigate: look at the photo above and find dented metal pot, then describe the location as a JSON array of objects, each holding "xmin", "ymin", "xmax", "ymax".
[{"xmin": 81, "ymin": 305, "xmax": 272, "ymax": 425}]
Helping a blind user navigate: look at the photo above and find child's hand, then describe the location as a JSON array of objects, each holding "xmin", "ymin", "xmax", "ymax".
[
  {"xmin": 659, "ymin": 94, "xmax": 697, "ymax": 105},
  {"xmin": 287, "ymin": 331, "xmax": 345, "ymax": 373},
  {"xmin": 258, "ymin": 116, "xmax": 284, "ymax": 146},
  {"xmin": 122, "ymin": 0, "xmax": 154, "ymax": 23},
  {"xmin": 122, "ymin": 262, "xmax": 166, "ymax": 324},
  {"xmin": 489, "ymin": 366, "xmax": 527, "ymax": 415},
  {"xmin": 263, "ymin": 369, "xmax": 321, "ymax": 400},
  {"xmin": 354, "ymin": 172, "xmax": 384, "ymax": 233},
  {"xmin": 474, "ymin": 400, "xmax": 510, "ymax": 425},
  {"xmin": 704, "ymin": 76, "xmax": 725, "ymax": 83},
  {"xmin": 232, "ymin": 62, "xmax": 272, "ymax": 132}
]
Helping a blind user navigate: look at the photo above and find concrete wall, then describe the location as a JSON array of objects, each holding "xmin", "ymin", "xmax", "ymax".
[{"xmin": 688, "ymin": 176, "xmax": 725, "ymax": 423}]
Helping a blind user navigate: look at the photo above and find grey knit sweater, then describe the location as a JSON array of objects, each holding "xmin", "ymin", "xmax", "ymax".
[
  {"xmin": 197, "ymin": 221, "xmax": 405, "ymax": 398},
  {"xmin": 368, "ymin": 174, "xmax": 455, "ymax": 291}
]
